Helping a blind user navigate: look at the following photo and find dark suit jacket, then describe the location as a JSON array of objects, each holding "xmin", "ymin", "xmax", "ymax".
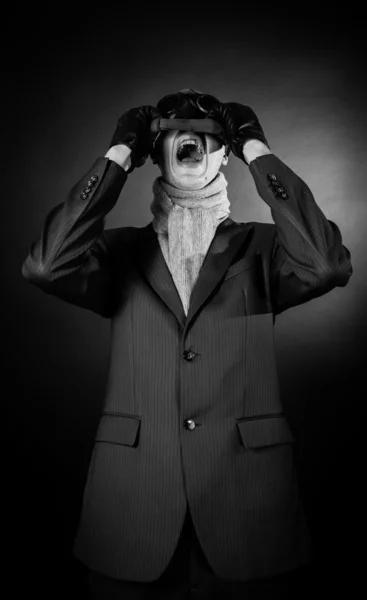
[{"xmin": 22, "ymin": 154, "xmax": 352, "ymax": 582}]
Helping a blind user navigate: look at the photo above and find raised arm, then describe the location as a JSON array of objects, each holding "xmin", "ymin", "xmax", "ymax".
[
  {"xmin": 248, "ymin": 151, "xmax": 352, "ymax": 315},
  {"xmin": 22, "ymin": 105, "xmax": 160, "ymax": 317},
  {"xmin": 211, "ymin": 101, "xmax": 353, "ymax": 315}
]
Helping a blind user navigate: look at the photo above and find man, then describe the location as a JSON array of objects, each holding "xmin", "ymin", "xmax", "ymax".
[{"xmin": 22, "ymin": 89, "xmax": 352, "ymax": 599}]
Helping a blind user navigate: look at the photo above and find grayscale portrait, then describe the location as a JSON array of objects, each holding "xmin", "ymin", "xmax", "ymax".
[{"xmin": 6, "ymin": 3, "xmax": 364, "ymax": 599}]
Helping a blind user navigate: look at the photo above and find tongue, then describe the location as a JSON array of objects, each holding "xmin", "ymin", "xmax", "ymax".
[
  {"xmin": 179, "ymin": 148, "xmax": 203, "ymax": 162},
  {"xmin": 182, "ymin": 155, "xmax": 202, "ymax": 163}
]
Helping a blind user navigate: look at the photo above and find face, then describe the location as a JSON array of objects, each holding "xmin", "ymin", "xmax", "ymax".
[{"xmin": 155, "ymin": 130, "xmax": 228, "ymax": 190}]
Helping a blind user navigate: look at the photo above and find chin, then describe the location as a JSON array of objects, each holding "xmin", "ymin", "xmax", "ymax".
[{"xmin": 167, "ymin": 170, "xmax": 211, "ymax": 190}]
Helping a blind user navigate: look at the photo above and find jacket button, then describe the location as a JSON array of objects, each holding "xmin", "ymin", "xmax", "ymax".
[
  {"xmin": 183, "ymin": 350, "xmax": 196, "ymax": 361},
  {"xmin": 184, "ymin": 419, "xmax": 196, "ymax": 430},
  {"xmin": 267, "ymin": 173, "xmax": 277, "ymax": 181},
  {"xmin": 281, "ymin": 193, "xmax": 288, "ymax": 199},
  {"xmin": 80, "ymin": 193, "xmax": 88, "ymax": 200},
  {"xmin": 90, "ymin": 175, "xmax": 98, "ymax": 183},
  {"xmin": 84, "ymin": 187, "xmax": 92, "ymax": 193}
]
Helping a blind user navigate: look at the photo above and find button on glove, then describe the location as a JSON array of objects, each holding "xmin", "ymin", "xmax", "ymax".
[{"xmin": 109, "ymin": 106, "xmax": 160, "ymax": 173}]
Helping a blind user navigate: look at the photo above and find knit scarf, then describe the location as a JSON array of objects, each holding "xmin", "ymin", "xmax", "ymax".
[{"xmin": 150, "ymin": 172, "xmax": 231, "ymax": 316}]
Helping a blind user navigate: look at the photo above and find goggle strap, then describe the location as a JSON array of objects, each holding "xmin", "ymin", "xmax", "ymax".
[{"xmin": 151, "ymin": 118, "xmax": 223, "ymax": 135}]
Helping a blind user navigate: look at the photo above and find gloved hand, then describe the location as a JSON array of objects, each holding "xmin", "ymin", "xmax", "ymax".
[
  {"xmin": 209, "ymin": 102, "xmax": 270, "ymax": 164},
  {"xmin": 109, "ymin": 106, "xmax": 160, "ymax": 173}
]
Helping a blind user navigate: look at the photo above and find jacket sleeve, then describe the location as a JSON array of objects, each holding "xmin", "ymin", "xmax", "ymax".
[
  {"xmin": 22, "ymin": 157, "xmax": 129, "ymax": 318},
  {"xmin": 249, "ymin": 154, "xmax": 353, "ymax": 316}
]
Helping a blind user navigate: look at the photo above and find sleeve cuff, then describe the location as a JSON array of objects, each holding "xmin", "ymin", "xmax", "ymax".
[{"xmin": 105, "ymin": 145, "xmax": 132, "ymax": 171}]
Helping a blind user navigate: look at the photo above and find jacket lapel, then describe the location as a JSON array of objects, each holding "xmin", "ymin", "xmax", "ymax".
[
  {"xmin": 185, "ymin": 218, "xmax": 253, "ymax": 329},
  {"xmin": 132, "ymin": 218, "xmax": 254, "ymax": 329},
  {"xmin": 131, "ymin": 222, "xmax": 186, "ymax": 326}
]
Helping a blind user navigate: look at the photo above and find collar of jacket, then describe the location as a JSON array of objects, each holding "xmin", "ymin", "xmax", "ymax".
[{"xmin": 130, "ymin": 217, "xmax": 254, "ymax": 331}]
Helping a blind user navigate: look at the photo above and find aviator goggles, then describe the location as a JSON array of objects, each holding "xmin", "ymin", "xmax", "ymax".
[
  {"xmin": 150, "ymin": 92, "xmax": 226, "ymax": 142},
  {"xmin": 157, "ymin": 92, "xmax": 222, "ymax": 118}
]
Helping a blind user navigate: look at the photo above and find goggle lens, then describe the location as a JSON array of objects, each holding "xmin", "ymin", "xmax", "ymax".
[
  {"xmin": 196, "ymin": 94, "xmax": 221, "ymax": 115},
  {"xmin": 157, "ymin": 94, "xmax": 180, "ymax": 115}
]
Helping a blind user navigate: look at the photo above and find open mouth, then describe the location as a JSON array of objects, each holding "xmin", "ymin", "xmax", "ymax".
[{"xmin": 176, "ymin": 136, "xmax": 205, "ymax": 163}]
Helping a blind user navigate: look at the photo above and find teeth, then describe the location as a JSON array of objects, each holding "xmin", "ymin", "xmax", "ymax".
[{"xmin": 178, "ymin": 138, "xmax": 204, "ymax": 151}]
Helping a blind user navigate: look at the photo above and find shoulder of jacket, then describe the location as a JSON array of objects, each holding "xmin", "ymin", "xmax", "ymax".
[
  {"xmin": 234, "ymin": 220, "xmax": 277, "ymax": 258},
  {"xmin": 235, "ymin": 220, "xmax": 276, "ymax": 240},
  {"xmin": 104, "ymin": 225, "xmax": 141, "ymax": 243}
]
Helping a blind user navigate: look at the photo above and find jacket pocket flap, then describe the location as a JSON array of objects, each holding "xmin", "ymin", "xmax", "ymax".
[
  {"xmin": 237, "ymin": 415, "xmax": 294, "ymax": 449},
  {"xmin": 95, "ymin": 413, "xmax": 141, "ymax": 447}
]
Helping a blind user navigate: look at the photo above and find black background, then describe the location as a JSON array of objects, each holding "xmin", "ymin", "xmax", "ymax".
[{"xmin": 3, "ymin": 2, "xmax": 366, "ymax": 596}]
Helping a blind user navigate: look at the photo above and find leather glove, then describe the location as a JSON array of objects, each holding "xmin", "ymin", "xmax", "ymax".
[
  {"xmin": 209, "ymin": 102, "xmax": 270, "ymax": 164},
  {"xmin": 109, "ymin": 106, "xmax": 160, "ymax": 173}
]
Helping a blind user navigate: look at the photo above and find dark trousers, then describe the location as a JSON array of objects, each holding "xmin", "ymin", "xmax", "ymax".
[{"xmin": 86, "ymin": 506, "xmax": 314, "ymax": 599}]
